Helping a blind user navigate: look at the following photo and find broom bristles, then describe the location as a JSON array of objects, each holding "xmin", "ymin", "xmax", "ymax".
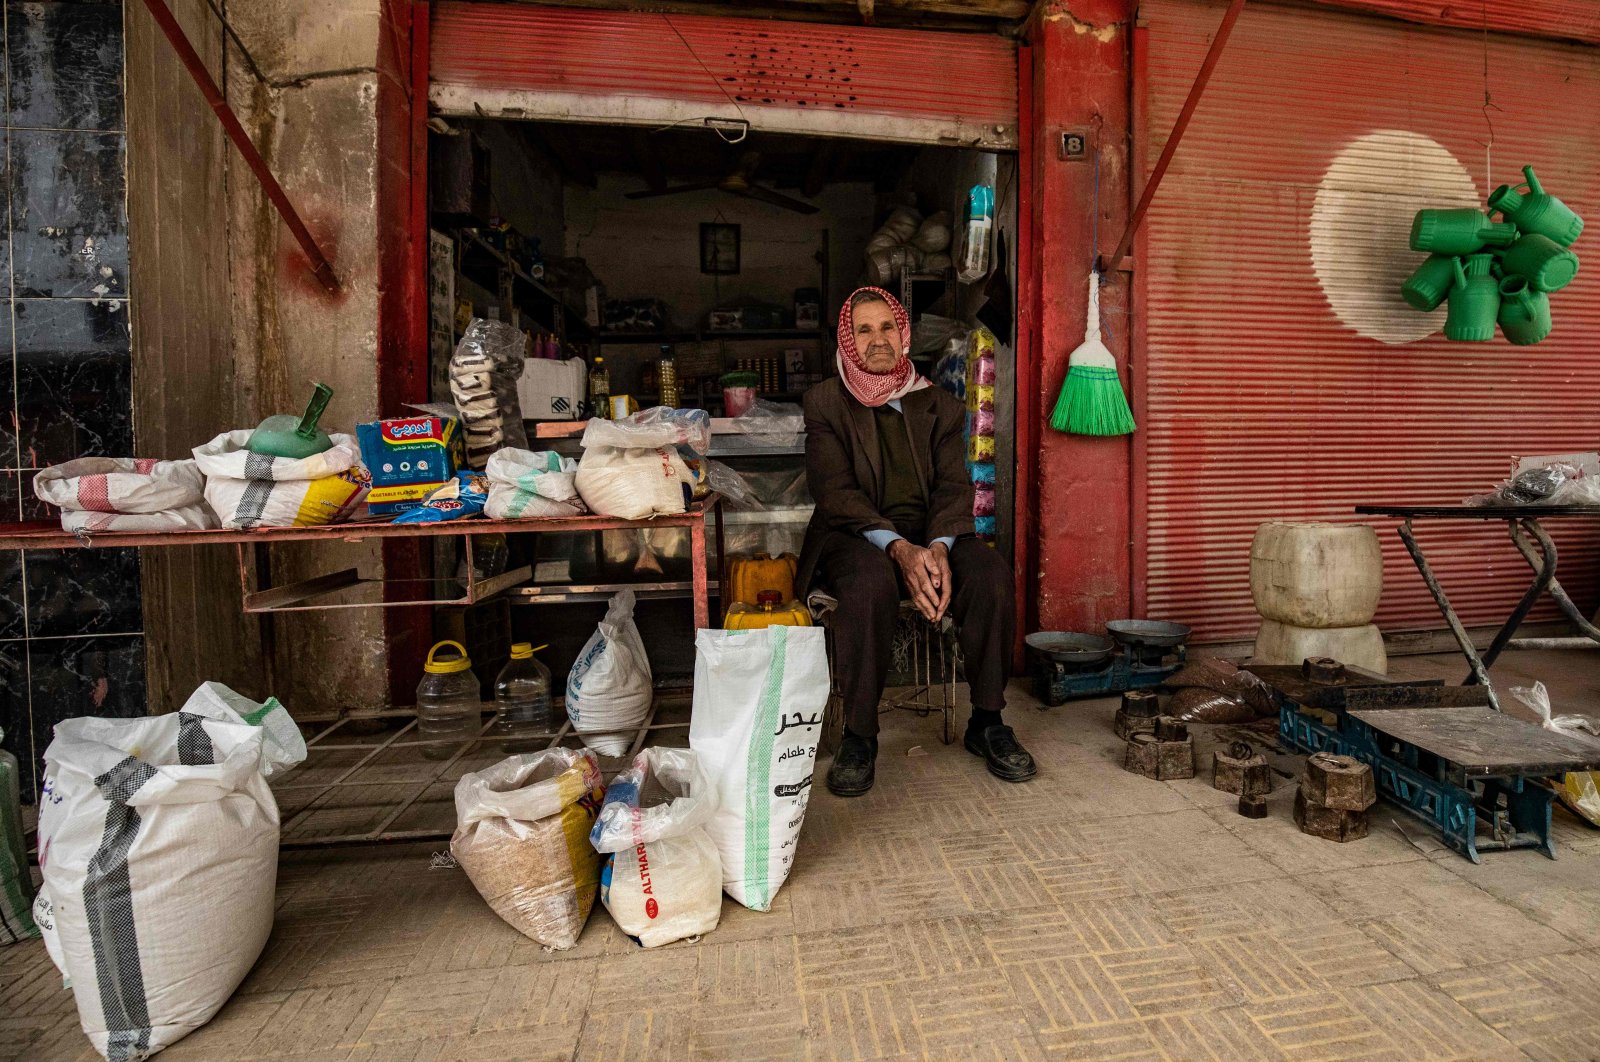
[{"xmin": 1050, "ymin": 364, "xmax": 1136, "ymax": 436}]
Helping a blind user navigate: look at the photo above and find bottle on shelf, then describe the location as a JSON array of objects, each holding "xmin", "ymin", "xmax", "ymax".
[
  {"xmin": 589, "ymin": 355, "xmax": 611, "ymax": 419},
  {"xmin": 657, "ymin": 343, "xmax": 681, "ymax": 409},
  {"xmin": 415, "ymin": 641, "xmax": 481, "ymax": 760},
  {"xmin": 493, "ymin": 642, "xmax": 554, "ymax": 753}
]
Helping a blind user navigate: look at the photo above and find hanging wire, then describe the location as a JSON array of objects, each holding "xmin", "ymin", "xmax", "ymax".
[
  {"xmin": 1479, "ymin": 0, "xmax": 1501, "ymax": 192},
  {"xmin": 661, "ymin": 14, "xmax": 751, "ymax": 142}
]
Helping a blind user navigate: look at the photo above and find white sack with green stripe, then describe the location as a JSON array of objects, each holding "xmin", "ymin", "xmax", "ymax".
[
  {"xmin": 483, "ymin": 448, "xmax": 586, "ymax": 520},
  {"xmin": 33, "ymin": 684, "xmax": 303, "ymax": 1061},
  {"xmin": 690, "ymin": 625, "xmax": 828, "ymax": 911}
]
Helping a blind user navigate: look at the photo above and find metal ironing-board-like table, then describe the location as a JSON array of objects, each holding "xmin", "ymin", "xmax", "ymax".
[{"xmin": 1356, "ymin": 504, "xmax": 1600, "ymax": 712}]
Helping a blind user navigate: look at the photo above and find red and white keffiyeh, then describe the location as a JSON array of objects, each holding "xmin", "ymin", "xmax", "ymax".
[{"xmin": 835, "ymin": 287, "xmax": 930, "ymax": 408}]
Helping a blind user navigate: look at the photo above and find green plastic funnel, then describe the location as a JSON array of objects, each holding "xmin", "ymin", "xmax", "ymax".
[{"xmin": 246, "ymin": 383, "xmax": 335, "ymax": 459}]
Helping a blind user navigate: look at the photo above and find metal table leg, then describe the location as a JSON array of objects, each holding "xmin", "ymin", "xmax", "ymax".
[
  {"xmin": 1395, "ymin": 519, "xmax": 1501, "ymax": 711},
  {"xmin": 690, "ymin": 509, "xmax": 710, "ymax": 631},
  {"xmin": 1507, "ymin": 518, "xmax": 1600, "ymax": 646},
  {"xmin": 1473, "ymin": 518, "xmax": 1557, "ymax": 676}
]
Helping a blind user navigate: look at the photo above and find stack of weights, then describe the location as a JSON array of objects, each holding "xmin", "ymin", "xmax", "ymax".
[
  {"xmin": 1294, "ymin": 752, "xmax": 1376, "ymax": 843},
  {"xmin": 1250, "ymin": 522, "xmax": 1386, "ymax": 674},
  {"xmin": 1402, "ymin": 164, "xmax": 1583, "ymax": 346}
]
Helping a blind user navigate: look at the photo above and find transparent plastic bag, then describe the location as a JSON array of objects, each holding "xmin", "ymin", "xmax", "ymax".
[
  {"xmin": 590, "ymin": 748, "xmax": 722, "ymax": 948},
  {"xmin": 581, "ymin": 406, "xmax": 712, "ymax": 456},
  {"xmin": 450, "ymin": 318, "xmax": 529, "ymax": 468},
  {"xmin": 1511, "ymin": 682, "xmax": 1600, "ymax": 826},
  {"xmin": 1469, "ymin": 462, "xmax": 1579, "ymax": 506},
  {"xmin": 700, "ymin": 459, "xmax": 765, "ymax": 512},
  {"xmin": 731, "ymin": 399, "xmax": 804, "ymax": 451},
  {"xmin": 450, "ymin": 748, "xmax": 606, "ymax": 950}
]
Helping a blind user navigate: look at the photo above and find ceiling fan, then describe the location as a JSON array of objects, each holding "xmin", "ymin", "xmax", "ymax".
[{"xmin": 624, "ymin": 151, "xmax": 819, "ymax": 215}]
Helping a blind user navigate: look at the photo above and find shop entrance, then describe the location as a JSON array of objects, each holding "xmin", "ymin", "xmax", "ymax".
[{"xmin": 425, "ymin": 116, "xmax": 1019, "ymax": 683}]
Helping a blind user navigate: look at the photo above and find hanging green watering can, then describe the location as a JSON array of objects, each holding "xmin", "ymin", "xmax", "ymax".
[
  {"xmin": 245, "ymin": 383, "xmax": 335, "ymax": 459},
  {"xmin": 1489, "ymin": 165, "xmax": 1584, "ymax": 248},
  {"xmin": 1410, "ymin": 209, "xmax": 1518, "ymax": 256},
  {"xmin": 1444, "ymin": 255, "xmax": 1500, "ymax": 342},
  {"xmin": 1400, "ymin": 254, "xmax": 1458, "ymax": 312},
  {"xmin": 1498, "ymin": 232, "xmax": 1579, "ymax": 293},
  {"xmin": 1497, "ymin": 275, "xmax": 1553, "ymax": 346}
]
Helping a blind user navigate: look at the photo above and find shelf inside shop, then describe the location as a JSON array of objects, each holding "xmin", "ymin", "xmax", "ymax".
[
  {"xmin": 504, "ymin": 580, "xmax": 720, "ymax": 605},
  {"xmin": 598, "ymin": 329, "xmax": 821, "ymax": 344},
  {"xmin": 597, "ymin": 332, "xmax": 700, "ymax": 345},
  {"xmin": 457, "ymin": 229, "xmax": 593, "ymax": 340}
]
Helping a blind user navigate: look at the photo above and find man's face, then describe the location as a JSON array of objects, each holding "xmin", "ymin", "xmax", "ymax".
[{"xmin": 851, "ymin": 301, "xmax": 901, "ymax": 373}]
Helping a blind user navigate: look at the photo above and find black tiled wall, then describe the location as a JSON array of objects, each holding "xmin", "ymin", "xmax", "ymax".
[{"xmin": 0, "ymin": 0, "xmax": 142, "ymax": 802}]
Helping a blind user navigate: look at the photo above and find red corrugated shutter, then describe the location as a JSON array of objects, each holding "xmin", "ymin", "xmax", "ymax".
[
  {"xmin": 429, "ymin": 2, "xmax": 1018, "ymax": 149},
  {"xmin": 1141, "ymin": 0, "xmax": 1600, "ymax": 642}
]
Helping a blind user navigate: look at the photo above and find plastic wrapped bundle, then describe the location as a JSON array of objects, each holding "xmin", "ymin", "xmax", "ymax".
[{"xmin": 450, "ymin": 319, "xmax": 529, "ymax": 469}]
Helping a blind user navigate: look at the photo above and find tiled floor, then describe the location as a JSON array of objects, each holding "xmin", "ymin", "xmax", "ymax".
[{"xmin": 7, "ymin": 651, "xmax": 1600, "ymax": 1060}]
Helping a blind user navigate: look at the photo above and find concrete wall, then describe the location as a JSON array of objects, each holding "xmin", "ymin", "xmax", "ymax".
[{"xmin": 129, "ymin": 0, "xmax": 391, "ymax": 715}]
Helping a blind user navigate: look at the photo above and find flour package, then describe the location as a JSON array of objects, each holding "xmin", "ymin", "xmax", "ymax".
[
  {"xmin": 451, "ymin": 749, "xmax": 606, "ymax": 950},
  {"xmin": 689, "ymin": 625, "xmax": 828, "ymax": 911},
  {"xmin": 574, "ymin": 407, "xmax": 709, "ymax": 520},
  {"xmin": 590, "ymin": 748, "xmax": 722, "ymax": 948},
  {"xmin": 33, "ymin": 683, "xmax": 304, "ymax": 1060},
  {"xmin": 193, "ymin": 430, "xmax": 369, "ymax": 529},
  {"xmin": 566, "ymin": 589, "xmax": 652, "ymax": 757},
  {"xmin": 33, "ymin": 458, "xmax": 218, "ymax": 532}
]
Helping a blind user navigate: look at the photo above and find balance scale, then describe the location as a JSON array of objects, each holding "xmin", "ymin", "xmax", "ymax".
[{"xmin": 1027, "ymin": 620, "xmax": 1191, "ymax": 706}]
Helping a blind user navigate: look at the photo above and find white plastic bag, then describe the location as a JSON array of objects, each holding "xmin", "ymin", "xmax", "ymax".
[
  {"xmin": 576, "ymin": 445, "xmax": 696, "ymax": 520},
  {"xmin": 1, "ymin": 729, "xmax": 38, "ymax": 946},
  {"xmin": 1511, "ymin": 682, "xmax": 1600, "ymax": 826},
  {"xmin": 193, "ymin": 431, "xmax": 369, "ymax": 529},
  {"xmin": 58, "ymin": 506, "xmax": 218, "ymax": 534},
  {"xmin": 450, "ymin": 749, "xmax": 605, "ymax": 950},
  {"xmin": 579, "ymin": 406, "xmax": 712, "ymax": 455},
  {"xmin": 34, "ymin": 685, "xmax": 304, "ymax": 1060},
  {"xmin": 452, "ymin": 319, "xmax": 529, "ymax": 467},
  {"xmin": 567, "ymin": 590, "xmax": 653, "ymax": 756},
  {"xmin": 590, "ymin": 748, "xmax": 722, "ymax": 947},
  {"xmin": 689, "ymin": 625, "xmax": 828, "ymax": 911},
  {"xmin": 33, "ymin": 458, "xmax": 205, "ymax": 514},
  {"xmin": 485, "ymin": 448, "xmax": 580, "ymax": 500}
]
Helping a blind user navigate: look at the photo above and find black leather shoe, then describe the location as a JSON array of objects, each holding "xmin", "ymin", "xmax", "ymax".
[
  {"xmin": 826, "ymin": 732, "xmax": 877, "ymax": 797},
  {"xmin": 964, "ymin": 724, "xmax": 1037, "ymax": 782}
]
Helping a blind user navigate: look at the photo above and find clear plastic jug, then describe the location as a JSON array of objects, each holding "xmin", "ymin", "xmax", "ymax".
[
  {"xmin": 416, "ymin": 640, "xmax": 481, "ymax": 760},
  {"xmin": 494, "ymin": 642, "xmax": 554, "ymax": 753}
]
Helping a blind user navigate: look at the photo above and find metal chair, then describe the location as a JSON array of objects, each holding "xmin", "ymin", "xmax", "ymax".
[{"xmin": 818, "ymin": 601, "xmax": 961, "ymax": 753}]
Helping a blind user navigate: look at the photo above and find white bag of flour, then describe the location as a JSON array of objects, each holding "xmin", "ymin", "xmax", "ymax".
[
  {"xmin": 567, "ymin": 589, "xmax": 653, "ymax": 756},
  {"xmin": 689, "ymin": 625, "xmax": 828, "ymax": 911},
  {"xmin": 590, "ymin": 748, "xmax": 721, "ymax": 947},
  {"xmin": 34, "ymin": 684, "xmax": 303, "ymax": 1060},
  {"xmin": 193, "ymin": 430, "xmax": 369, "ymax": 529}
]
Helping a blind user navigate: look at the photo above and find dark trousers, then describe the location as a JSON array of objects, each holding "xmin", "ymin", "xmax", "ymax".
[{"xmin": 818, "ymin": 532, "xmax": 1014, "ymax": 738}]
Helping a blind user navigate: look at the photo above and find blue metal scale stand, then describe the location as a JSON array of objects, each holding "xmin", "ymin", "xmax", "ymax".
[{"xmin": 1253, "ymin": 661, "xmax": 1600, "ymax": 863}]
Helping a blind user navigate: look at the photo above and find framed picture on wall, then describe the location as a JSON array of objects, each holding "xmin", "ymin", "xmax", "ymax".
[{"xmin": 700, "ymin": 223, "xmax": 740, "ymax": 275}]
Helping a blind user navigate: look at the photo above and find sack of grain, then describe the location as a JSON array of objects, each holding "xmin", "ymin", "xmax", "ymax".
[
  {"xmin": 566, "ymin": 590, "xmax": 652, "ymax": 757},
  {"xmin": 451, "ymin": 749, "xmax": 606, "ymax": 950},
  {"xmin": 193, "ymin": 431, "xmax": 369, "ymax": 529},
  {"xmin": 590, "ymin": 748, "xmax": 722, "ymax": 948},
  {"xmin": 33, "ymin": 458, "xmax": 205, "ymax": 514}
]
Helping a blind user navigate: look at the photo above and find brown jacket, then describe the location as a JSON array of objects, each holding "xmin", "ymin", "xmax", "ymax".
[{"xmin": 796, "ymin": 378, "xmax": 975, "ymax": 593}]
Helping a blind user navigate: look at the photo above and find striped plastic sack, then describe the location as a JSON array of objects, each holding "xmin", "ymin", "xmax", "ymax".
[
  {"xmin": 34, "ymin": 459, "xmax": 206, "ymax": 515},
  {"xmin": 689, "ymin": 625, "xmax": 828, "ymax": 911},
  {"xmin": 33, "ymin": 685, "xmax": 303, "ymax": 1060},
  {"xmin": 194, "ymin": 430, "xmax": 369, "ymax": 529}
]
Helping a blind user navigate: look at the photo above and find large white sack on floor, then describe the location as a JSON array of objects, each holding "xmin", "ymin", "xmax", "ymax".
[
  {"xmin": 1250, "ymin": 521, "xmax": 1383, "ymax": 628},
  {"xmin": 33, "ymin": 459, "xmax": 205, "ymax": 514},
  {"xmin": 566, "ymin": 589, "xmax": 652, "ymax": 756},
  {"xmin": 194, "ymin": 431, "xmax": 368, "ymax": 529},
  {"xmin": 1253, "ymin": 618, "xmax": 1387, "ymax": 674},
  {"xmin": 451, "ymin": 748, "xmax": 605, "ymax": 950},
  {"xmin": 34, "ymin": 683, "xmax": 304, "ymax": 1061},
  {"xmin": 690, "ymin": 625, "xmax": 828, "ymax": 911},
  {"xmin": 590, "ymin": 748, "xmax": 722, "ymax": 947}
]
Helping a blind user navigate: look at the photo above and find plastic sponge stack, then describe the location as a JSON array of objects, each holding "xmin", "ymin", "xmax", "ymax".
[{"xmin": 965, "ymin": 327, "xmax": 998, "ymax": 541}]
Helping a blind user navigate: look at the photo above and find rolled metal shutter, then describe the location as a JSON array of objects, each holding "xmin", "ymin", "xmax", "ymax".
[
  {"xmin": 429, "ymin": 2, "xmax": 1018, "ymax": 149},
  {"xmin": 1141, "ymin": 0, "xmax": 1600, "ymax": 642}
]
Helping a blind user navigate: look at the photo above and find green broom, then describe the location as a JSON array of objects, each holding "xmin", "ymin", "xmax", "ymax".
[{"xmin": 1050, "ymin": 271, "xmax": 1135, "ymax": 436}]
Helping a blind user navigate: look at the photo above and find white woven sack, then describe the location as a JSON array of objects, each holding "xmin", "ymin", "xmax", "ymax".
[
  {"xmin": 34, "ymin": 685, "xmax": 303, "ymax": 1061},
  {"xmin": 484, "ymin": 449, "xmax": 579, "ymax": 501},
  {"xmin": 689, "ymin": 625, "xmax": 828, "ymax": 911},
  {"xmin": 33, "ymin": 459, "xmax": 205, "ymax": 514},
  {"xmin": 484, "ymin": 483, "xmax": 586, "ymax": 520}
]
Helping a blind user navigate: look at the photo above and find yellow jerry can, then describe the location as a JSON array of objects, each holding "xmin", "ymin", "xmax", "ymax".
[
  {"xmin": 724, "ymin": 590, "xmax": 812, "ymax": 630},
  {"xmin": 727, "ymin": 552, "xmax": 798, "ymax": 607}
]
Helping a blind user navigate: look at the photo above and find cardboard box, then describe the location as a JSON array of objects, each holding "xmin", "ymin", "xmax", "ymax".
[
  {"xmin": 357, "ymin": 416, "xmax": 464, "ymax": 487},
  {"xmin": 517, "ymin": 357, "xmax": 587, "ymax": 421},
  {"xmin": 368, "ymin": 480, "xmax": 449, "ymax": 516}
]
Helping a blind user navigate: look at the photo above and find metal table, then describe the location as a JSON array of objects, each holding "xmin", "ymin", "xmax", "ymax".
[{"xmin": 1356, "ymin": 504, "xmax": 1600, "ymax": 712}]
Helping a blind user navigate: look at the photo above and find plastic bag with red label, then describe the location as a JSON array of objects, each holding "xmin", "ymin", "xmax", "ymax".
[{"xmin": 589, "ymin": 747, "xmax": 722, "ymax": 948}]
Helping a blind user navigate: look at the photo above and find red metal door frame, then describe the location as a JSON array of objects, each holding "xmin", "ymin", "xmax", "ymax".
[{"xmin": 1013, "ymin": 42, "xmax": 1038, "ymax": 666}]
